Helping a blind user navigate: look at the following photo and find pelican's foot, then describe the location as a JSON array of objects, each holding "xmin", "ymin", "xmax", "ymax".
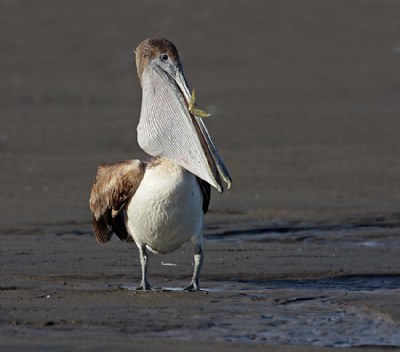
[
  {"xmin": 183, "ymin": 282, "xmax": 201, "ymax": 292},
  {"xmin": 136, "ymin": 283, "xmax": 158, "ymax": 291}
]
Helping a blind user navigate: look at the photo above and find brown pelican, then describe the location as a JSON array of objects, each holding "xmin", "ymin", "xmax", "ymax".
[{"xmin": 89, "ymin": 38, "xmax": 231, "ymax": 291}]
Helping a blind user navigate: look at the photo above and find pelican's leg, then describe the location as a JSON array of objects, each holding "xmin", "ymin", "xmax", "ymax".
[
  {"xmin": 184, "ymin": 243, "xmax": 203, "ymax": 291},
  {"xmin": 136, "ymin": 245, "xmax": 155, "ymax": 291}
]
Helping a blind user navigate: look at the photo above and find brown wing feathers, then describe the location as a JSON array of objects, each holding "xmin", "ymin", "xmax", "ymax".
[{"xmin": 89, "ymin": 160, "xmax": 145, "ymax": 243}]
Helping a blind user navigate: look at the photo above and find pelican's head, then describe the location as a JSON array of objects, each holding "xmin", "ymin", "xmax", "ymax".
[{"xmin": 135, "ymin": 38, "xmax": 231, "ymax": 193}]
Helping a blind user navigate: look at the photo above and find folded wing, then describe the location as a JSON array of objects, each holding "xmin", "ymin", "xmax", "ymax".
[{"xmin": 89, "ymin": 160, "xmax": 145, "ymax": 243}]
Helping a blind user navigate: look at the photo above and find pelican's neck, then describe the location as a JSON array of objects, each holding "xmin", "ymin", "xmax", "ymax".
[{"xmin": 148, "ymin": 157, "xmax": 192, "ymax": 177}]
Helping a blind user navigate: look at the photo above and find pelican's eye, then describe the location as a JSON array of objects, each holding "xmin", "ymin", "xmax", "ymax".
[{"xmin": 160, "ymin": 53, "xmax": 169, "ymax": 61}]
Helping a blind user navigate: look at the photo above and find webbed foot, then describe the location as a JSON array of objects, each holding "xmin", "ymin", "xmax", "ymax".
[
  {"xmin": 183, "ymin": 282, "xmax": 201, "ymax": 292},
  {"xmin": 135, "ymin": 283, "xmax": 158, "ymax": 291}
]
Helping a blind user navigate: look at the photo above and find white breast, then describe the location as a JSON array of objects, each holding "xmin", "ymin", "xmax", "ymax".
[{"xmin": 125, "ymin": 160, "xmax": 204, "ymax": 254}]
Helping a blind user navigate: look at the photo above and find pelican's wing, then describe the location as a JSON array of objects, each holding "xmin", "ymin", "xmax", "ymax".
[
  {"xmin": 89, "ymin": 159, "xmax": 145, "ymax": 243},
  {"xmin": 197, "ymin": 177, "xmax": 211, "ymax": 214}
]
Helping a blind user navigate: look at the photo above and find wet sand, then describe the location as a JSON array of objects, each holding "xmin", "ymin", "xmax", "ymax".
[
  {"xmin": 1, "ymin": 0, "xmax": 400, "ymax": 350},
  {"xmin": 1, "ymin": 227, "xmax": 400, "ymax": 350}
]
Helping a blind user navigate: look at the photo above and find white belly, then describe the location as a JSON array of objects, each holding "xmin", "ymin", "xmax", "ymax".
[{"xmin": 125, "ymin": 160, "xmax": 204, "ymax": 254}]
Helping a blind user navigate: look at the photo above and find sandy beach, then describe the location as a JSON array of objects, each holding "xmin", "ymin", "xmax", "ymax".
[{"xmin": 1, "ymin": 0, "xmax": 400, "ymax": 350}]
